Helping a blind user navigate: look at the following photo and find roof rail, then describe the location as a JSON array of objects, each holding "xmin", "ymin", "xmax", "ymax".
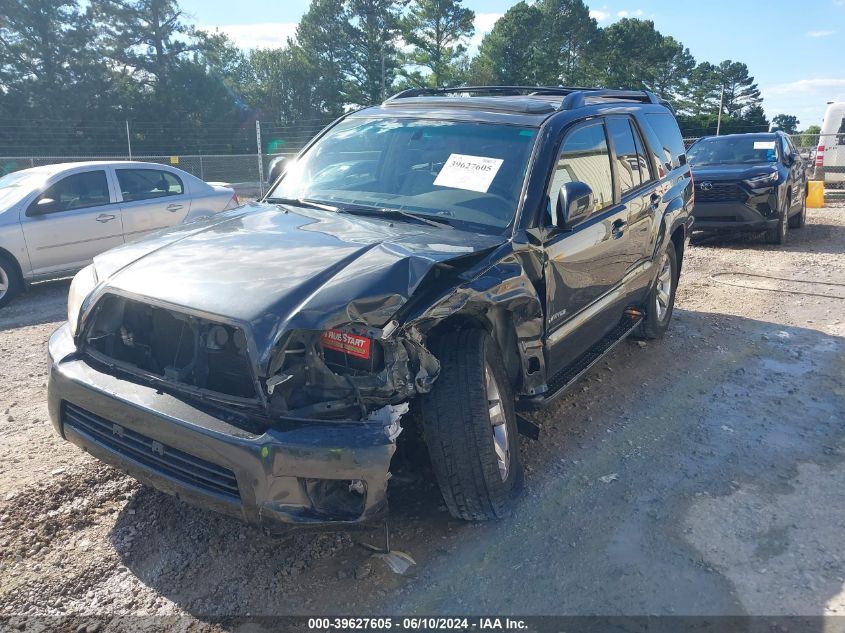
[
  {"xmin": 383, "ymin": 85, "xmax": 667, "ymax": 111},
  {"xmin": 384, "ymin": 86, "xmax": 584, "ymax": 101},
  {"xmin": 559, "ymin": 88, "xmax": 661, "ymax": 109}
]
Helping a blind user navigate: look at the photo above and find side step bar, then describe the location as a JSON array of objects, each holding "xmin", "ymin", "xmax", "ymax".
[{"xmin": 517, "ymin": 314, "xmax": 642, "ymax": 414}]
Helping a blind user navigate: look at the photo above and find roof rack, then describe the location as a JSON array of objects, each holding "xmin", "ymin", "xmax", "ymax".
[{"xmin": 383, "ymin": 85, "xmax": 665, "ymax": 111}]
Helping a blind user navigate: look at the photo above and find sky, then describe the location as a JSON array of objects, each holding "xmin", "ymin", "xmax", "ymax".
[{"xmin": 180, "ymin": 0, "xmax": 845, "ymax": 127}]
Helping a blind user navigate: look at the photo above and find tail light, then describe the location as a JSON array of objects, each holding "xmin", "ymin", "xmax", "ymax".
[{"xmin": 816, "ymin": 144, "xmax": 824, "ymax": 167}]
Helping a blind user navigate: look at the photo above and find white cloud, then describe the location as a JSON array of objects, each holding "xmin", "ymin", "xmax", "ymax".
[
  {"xmin": 617, "ymin": 9, "xmax": 645, "ymax": 18},
  {"xmin": 762, "ymin": 78, "xmax": 845, "ymax": 126},
  {"xmin": 590, "ymin": 9, "xmax": 611, "ymax": 21},
  {"xmin": 807, "ymin": 29, "xmax": 835, "ymax": 37},
  {"xmin": 469, "ymin": 12, "xmax": 504, "ymax": 50},
  {"xmin": 199, "ymin": 23, "xmax": 298, "ymax": 50}
]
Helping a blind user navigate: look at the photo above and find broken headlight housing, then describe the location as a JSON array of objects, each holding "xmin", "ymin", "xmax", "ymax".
[{"xmin": 67, "ymin": 264, "xmax": 98, "ymax": 335}]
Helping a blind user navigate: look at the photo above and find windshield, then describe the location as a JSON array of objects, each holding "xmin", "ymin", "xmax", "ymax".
[
  {"xmin": 0, "ymin": 170, "xmax": 47, "ymax": 208},
  {"xmin": 267, "ymin": 118, "xmax": 538, "ymax": 232},
  {"xmin": 687, "ymin": 136, "xmax": 780, "ymax": 167}
]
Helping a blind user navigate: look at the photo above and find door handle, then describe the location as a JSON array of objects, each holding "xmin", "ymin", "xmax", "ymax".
[
  {"xmin": 611, "ymin": 218, "xmax": 626, "ymax": 237},
  {"xmin": 166, "ymin": 203, "xmax": 184, "ymax": 212},
  {"xmin": 96, "ymin": 214, "xmax": 116, "ymax": 223},
  {"xmin": 649, "ymin": 193, "xmax": 661, "ymax": 209}
]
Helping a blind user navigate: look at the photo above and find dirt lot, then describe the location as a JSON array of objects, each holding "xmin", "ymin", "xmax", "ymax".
[{"xmin": 1, "ymin": 203, "xmax": 843, "ymax": 628}]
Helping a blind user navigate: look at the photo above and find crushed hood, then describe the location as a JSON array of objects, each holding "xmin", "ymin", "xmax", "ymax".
[{"xmin": 92, "ymin": 202, "xmax": 504, "ymax": 365}]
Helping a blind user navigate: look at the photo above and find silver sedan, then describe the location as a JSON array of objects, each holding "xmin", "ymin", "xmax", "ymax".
[{"xmin": 0, "ymin": 161, "xmax": 240, "ymax": 307}]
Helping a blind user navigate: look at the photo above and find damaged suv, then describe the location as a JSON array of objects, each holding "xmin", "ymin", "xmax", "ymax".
[{"xmin": 48, "ymin": 87, "xmax": 693, "ymax": 528}]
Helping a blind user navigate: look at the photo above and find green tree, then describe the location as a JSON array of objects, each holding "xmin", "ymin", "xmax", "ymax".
[
  {"xmin": 469, "ymin": 2, "xmax": 542, "ymax": 85},
  {"xmin": 296, "ymin": 0, "xmax": 352, "ymax": 115},
  {"xmin": 679, "ymin": 62, "xmax": 720, "ymax": 117},
  {"xmin": 772, "ymin": 114, "xmax": 800, "ymax": 134},
  {"xmin": 401, "ymin": 0, "xmax": 475, "ymax": 88},
  {"xmin": 534, "ymin": 0, "xmax": 599, "ymax": 85},
  {"xmin": 90, "ymin": 0, "xmax": 197, "ymax": 95},
  {"xmin": 714, "ymin": 60, "xmax": 762, "ymax": 117},
  {"xmin": 346, "ymin": 0, "xmax": 405, "ymax": 104}
]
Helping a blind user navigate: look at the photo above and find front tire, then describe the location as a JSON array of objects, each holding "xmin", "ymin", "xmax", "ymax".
[
  {"xmin": 765, "ymin": 197, "xmax": 789, "ymax": 244},
  {"xmin": 634, "ymin": 245, "xmax": 678, "ymax": 340},
  {"xmin": 788, "ymin": 189, "xmax": 806, "ymax": 228},
  {"xmin": 420, "ymin": 329, "xmax": 523, "ymax": 521},
  {"xmin": 0, "ymin": 254, "xmax": 22, "ymax": 309}
]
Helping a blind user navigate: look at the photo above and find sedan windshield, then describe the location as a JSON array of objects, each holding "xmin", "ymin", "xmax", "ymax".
[
  {"xmin": 687, "ymin": 136, "xmax": 779, "ymax": 166},
  {"xmin": 0, "ymin": 170, "xmax": 46, "ymax": 207},
  {"xmin": 268, "ymin": 118, "xmax": 538, "ymax": 232}
]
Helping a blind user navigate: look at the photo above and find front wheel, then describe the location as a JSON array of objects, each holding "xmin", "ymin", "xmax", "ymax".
[
  {"xmin": 420, "ymin": 329, "xmax": 523, "ymax": 521},
  {"xmin": 788, "ymin": 189, "xmax": 807, "ymax": 228},
  {"xmin": 0, "ymin": 254, "xmax": 22, "ymax": 309},
  {"xmin": 765, "ymin": 198, "xmax": 789, "ymax": 244},
  {"xmin": 634, "ymin": 245, "xmax": 678, "ymax": 340}
]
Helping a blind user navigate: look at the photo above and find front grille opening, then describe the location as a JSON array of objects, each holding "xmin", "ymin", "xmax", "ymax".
[
  {"xmin": 697, "ymin": 183, "xmax": 744, "ymax": 203},
  {"xmin": 84, "ymin": 295, "xmax": 257, "ymax": 400},
  {"xmin": 63, "ymin": 402, "xmax": 240, "ymax": 500}
]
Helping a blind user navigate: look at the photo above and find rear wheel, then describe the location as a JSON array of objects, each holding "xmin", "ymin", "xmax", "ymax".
[
  {"xmin": 0, "ymin": 254, "xmax": 22, "ymax": 309},
  {"xmin": 634, "ymin": 246, "xmax": 678, "ymax": 340},
  {"xmin": 420, "ymin": 329, "xmax": 522, "ymax": 521}
]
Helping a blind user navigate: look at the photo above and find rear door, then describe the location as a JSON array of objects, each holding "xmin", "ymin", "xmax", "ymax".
[
  {"xmin": 20, "ymin": 169, "xmax": 124, "ymax": 277},
  {"xmin": 543, "ymin": 119, "xmax": 632, "ymax": 374},
  {"xmin": 115, "ymin": 167, "xmax": 192, "ymax": 242},
  {"xmin": 605, "ymin": 116, "xmax": 661, "ymax": 298}
]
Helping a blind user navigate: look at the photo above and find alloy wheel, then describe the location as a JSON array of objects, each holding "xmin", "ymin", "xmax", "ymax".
[
  {"xmin": 485, "ymin": 364, "xmax": 510, "ymax": 481},
  {"xmin": 0, "ymin": 266, "xmax": 8, "ymax": 302},
  {"xmin": 655, "ymin": 252, "xmax": 673, "ymax": 322}
]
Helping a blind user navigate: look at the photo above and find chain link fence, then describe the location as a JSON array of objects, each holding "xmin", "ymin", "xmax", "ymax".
[{"xmin": 2, "ymin": 128, "xmax": 844, "ymax": 194}]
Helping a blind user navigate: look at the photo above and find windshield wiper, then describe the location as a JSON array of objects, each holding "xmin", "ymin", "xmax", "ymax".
[
  {"xmin": 265, "ymin": 196, "xmax": 339, "ymax": 212},
  {"xmin": 334, "ymin": 203, "xmax": 453, "ymax": 228}
]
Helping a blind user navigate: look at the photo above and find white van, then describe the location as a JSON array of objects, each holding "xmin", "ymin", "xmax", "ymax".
[{"xmin": 815, "ymin": 102, "xmax": 845, "ymax": 187}]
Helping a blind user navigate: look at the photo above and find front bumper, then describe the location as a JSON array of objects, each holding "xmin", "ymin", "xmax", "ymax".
[
  {"xmin": 691, "ymin": 201, "xmax": 780, "ymax": 232},
  {"xmin": 47, "ymin": 324, "xmax": 397, "ymax": 531}
]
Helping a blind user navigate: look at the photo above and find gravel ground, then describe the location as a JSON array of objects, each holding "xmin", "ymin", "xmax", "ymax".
[{"xmin": 0, "ymin": 203, "xmax": 843, "ymax": 629}]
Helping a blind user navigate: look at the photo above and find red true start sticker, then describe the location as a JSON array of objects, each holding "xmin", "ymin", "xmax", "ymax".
[{"xmin": 321, "ymin": 329, "xmax": 372, "ymax": 359}]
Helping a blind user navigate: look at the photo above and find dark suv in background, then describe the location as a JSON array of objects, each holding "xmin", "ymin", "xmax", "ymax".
[
  {"xmin": 687, "ymin": 131, "xmax": 808, "ymax": 244},
  {"xmin": 48, "ymin": 86, "xmax": 693, "ymax": 530}
]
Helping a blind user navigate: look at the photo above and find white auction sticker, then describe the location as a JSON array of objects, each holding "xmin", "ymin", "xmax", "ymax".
[
  {"xmin": 433, "ymin": 154, "xmax": 504, "ymax": 193},
  {"xmin": 753, "ymin": 141, "xmax": 776, "ymax": 150}
]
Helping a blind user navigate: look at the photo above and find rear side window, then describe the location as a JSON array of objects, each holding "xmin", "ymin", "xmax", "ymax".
[
  {"xmin": 645, "ymin": 113, "xmax": 687, "ymax": 171},
  {"xmin": 28, "ymin": 170, "xmax": 110, "ymax": 215},
  {"xmin": 117, "ymin": 169, "xmax": 184, "ymax": 202},
  {"xmin": 606, "ymin": 117, "xmax": 653, "ymax": 194},
  {"xmin": 549, "ymin": 122, "xmax": 614, "ymax": 215}
]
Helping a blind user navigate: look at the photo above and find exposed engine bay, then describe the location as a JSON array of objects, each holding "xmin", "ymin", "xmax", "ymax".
[
  {"xmin": 264, "ymin": 324, "xmax": 439, "ymax": 420},
  {"xmin": 82, "ymin": 294, "xmax": 439, "ymax": 421}
]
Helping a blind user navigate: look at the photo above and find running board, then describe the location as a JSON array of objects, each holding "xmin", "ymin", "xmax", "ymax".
[{"xmin": 517, "ymin": 314, "xmax": 642, "ymax": 411}]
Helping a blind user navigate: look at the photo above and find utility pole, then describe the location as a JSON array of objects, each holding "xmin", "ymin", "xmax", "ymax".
[
  {"xmin": 256, "ymin": 120, "xmax": 265, "ymax": 197},
  {"xmin": 380, "ymin": 47, "xmax": 386, "ymax": 102},
  {"xmin": 716, "ymin": 86, "xmax": 725, "ymax": 136},
  {"xmin": 125, "ymin": 120, "xmax": 133, "ymax": 159}
]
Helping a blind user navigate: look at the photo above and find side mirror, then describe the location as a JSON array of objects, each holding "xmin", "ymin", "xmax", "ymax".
[
  {"xmin": 29, "ymin": 197, "xmax": 56, "ymax": 216},
  {"xmin": 786, "ymin": 151, "xmax": 798, "ymax": 166},
  {"xmin": 556, "ymin": 181, "xmax": 595, "ymax": 229},
  {"xmin": 268, "ymin": 156, "xmax": 288, "ymax": 185}
]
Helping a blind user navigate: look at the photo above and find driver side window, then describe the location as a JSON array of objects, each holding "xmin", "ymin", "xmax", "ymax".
[
  {"xmin": 27, "ymin": 171, "xmax": 110, "ymax": 216},
  {"xmin": 548, "ymin": 122, "xmax": 614, "ymax": 224}
]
